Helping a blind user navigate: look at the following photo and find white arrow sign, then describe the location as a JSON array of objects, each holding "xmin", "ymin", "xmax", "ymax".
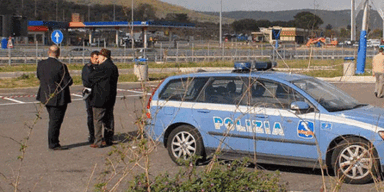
[
  {"xmin": 51, "ymin": 30, "xmax": 63, "ymax": 44},
  {"xmin": 54, "ymin": 32, "xmax": 60, "ymax": 44}
]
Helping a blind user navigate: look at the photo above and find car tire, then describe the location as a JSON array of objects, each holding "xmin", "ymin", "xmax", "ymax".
[
  {"xmin": 331, "ymin": 137, "xmax": 380, "ymax": 184},
  {"xmin": 167, "ymin": 125, "xmax": 205, "ymax": 165}
]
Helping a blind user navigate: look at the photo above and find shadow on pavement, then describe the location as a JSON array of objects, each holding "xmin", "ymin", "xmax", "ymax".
[
  {"xmin": 113, "ymin": 131, "xmax": 138, "ymax": 144},
  {"xmin": 63, "ymin": 141, "xmax": 90, "ymax": 149}
]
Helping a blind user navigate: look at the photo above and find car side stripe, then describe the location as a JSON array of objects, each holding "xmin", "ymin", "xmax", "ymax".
[{"xmin": 151, "ymin": 100, "xmax": 384, "ymax": 132}]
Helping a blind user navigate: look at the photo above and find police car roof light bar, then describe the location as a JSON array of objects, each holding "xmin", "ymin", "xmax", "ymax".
[{"xmin": 233, "ymin": 61, "xmax": 276, "ymax": 73}]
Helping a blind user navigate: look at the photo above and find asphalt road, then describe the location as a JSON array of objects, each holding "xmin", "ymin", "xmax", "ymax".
[{"xmin": 0, "ymin": 82, "xmax": 384, "ymax": 191}]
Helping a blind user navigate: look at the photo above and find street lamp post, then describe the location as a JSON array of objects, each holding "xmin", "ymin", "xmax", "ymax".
[
  {"xmin": 131, "ymin": 0, "xmax": 134, "ymax": 50},
  {"xmin": 219, "ymin": 0, "xmax": 222, "ymax": 47},
  {"xmin": 88, "ymin": 4, "xmax": 91, "ymax": 22},
  {"xmin": 56, "ymin": 0, "xmax": 58, "ymax": 21},
  {"xmin": 113, "ymin": 2, "xmax": 116, "ymax": 21}
]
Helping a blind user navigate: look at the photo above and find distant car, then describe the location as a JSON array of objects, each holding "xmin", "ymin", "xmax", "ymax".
[
  {"xmin": 70, "ymin": 48, "xmax": 90, "ymax": 52},
  {"xmin": 146, "ymin": 61, "xmax": 384, "ymax": 184}
]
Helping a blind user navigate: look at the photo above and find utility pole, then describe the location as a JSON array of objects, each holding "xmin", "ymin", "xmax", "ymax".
[
  {"xmin": 113, "ymin": 3, "xmax": 116, "ymax": 21},
  {"xmin": 356, "ymin": 0, "xmax": 369, "ymax": 74},
  {"xmin": 56, "ymin": 0, "xmax": 58, "ymax": 21},
  {"xmin": 88, "ymin": 4, "xmax": 91, "ymax": 22},
  {"xmin": 131, "ymin": 0, "xmax": 134, "ymax": 50},
  {"xmin": 351, "ymin": 0, "xmax": 356, "ymax": 41},
  {"xmin": 219, "ymin": 0, "xmax": 222, "ymax": 47},
  {"xmin": 35, "ymin": 0, "xmax": 37, "ymax": 18}
]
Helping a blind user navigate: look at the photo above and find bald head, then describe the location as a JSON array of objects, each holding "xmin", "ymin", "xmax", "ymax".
[{"xmin": 48, "ymin": 45, "xmax": 60, "ymax": 58}]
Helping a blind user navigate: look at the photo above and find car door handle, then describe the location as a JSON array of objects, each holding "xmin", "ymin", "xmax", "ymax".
[{"xmin": 197, "ymin": 109, "xmax": 210, "ymax": 113}]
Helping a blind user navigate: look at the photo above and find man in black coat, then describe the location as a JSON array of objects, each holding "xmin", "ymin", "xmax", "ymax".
[
  {"xmin": 88, "ymin": 49, "xmax": 119, "ymax": 148},
  {"xmin": 36, "ymin": 45, "xmax": 73, "ymax": 150},
  {"xmin": 82, "ymin": 51, "xmax": 99, "ymax": 144}
]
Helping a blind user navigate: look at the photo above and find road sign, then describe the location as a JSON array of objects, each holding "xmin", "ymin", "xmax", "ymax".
[{"xmin": 51, "ymin": 30, "xmax": 63, "ymax": 44}]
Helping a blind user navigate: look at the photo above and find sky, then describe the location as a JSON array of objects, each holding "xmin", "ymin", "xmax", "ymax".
[{"xmin": 160, "ymin": 0, "xmax": 384, "ymax": 12}]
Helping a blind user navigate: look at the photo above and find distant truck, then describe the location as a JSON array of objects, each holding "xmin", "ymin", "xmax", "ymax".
[{"xmin": 367, "ymin": 39, "xmax": 381, "ymax": 48}]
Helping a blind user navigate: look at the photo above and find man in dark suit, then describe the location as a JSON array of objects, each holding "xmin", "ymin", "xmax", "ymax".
[
  {"xmin": 82, "ymin": 51, "xmax": 99, "ymax": 144},
  {"xmin": 36, "ymin": 45, "xmax": 73, "ymax": 150},
  {"xmin": 88, "ymin": 49, "xmax": 119, "ymax": 148}
]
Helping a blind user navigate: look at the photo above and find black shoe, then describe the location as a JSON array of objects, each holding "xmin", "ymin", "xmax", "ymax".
[
  {"xmin": 50, "ymin": 146, "xmax": 69, "ymax": 150},
  {"xmin": 375, "ymin": 92, "xmax": 378, "ymax": 97},
  {"xmin": 102, "ymin": 141, "xmax": 113, "ymax": 147},
  {"xmin": 88, "ymin": 136, "xmax": 95, "ymax": 144}
]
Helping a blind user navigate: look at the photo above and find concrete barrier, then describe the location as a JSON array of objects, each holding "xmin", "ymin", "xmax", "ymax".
[
  {"xmin": 134, "ymin": 64, "xmax": 148, "ymax": 81},
  {"xmin": 343, "ymin": 57, "xmax": 355, "ymax": 76}
]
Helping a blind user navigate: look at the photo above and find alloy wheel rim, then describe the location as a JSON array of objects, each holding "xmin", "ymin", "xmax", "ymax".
[
  {"xmin": 338, "ymin": 144, "xmax": 373, "ymax": 180},
  {"xmin": 171, "ymin": 131, "xmax": 196, "ymax": 160}
]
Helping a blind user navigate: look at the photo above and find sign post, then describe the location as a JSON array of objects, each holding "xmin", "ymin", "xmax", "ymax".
[{"xmin": 51, "ymin": 30, "xmax": 63, "ymax": 45}]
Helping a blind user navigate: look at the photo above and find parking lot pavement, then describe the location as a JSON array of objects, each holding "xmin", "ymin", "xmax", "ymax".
[
  {"xmin": 0, "ymin": 82, "xmax": 382, "ymax": 192},
  {"xmin": 0, "ymin": 83, "xmax": 155, "ymax": 106}
]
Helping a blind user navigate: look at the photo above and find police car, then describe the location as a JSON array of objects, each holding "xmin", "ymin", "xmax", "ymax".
[{"xmin": 146, "ymin": 61, "xmax": 384, "ymax": 184}]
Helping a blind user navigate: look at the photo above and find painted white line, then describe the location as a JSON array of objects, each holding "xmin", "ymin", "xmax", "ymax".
[
  {"xmin": 0, "ymin": 95, "xmax": 146, "ymax": 106},
  {"xmin": 126, "ymin": 89, "xmax": 145, "ymax": 94},
  {"xmin": 0, "ymin": 101, "xmax": 39, "ymax": 106},
  {"xmin": 71, "ymin": 93, "xmax": 83, "ymax": 98},
  {"xmin": 117, "ymin": 88, "xmax": 145, "ymax": 94},
  {"xmin": 0, "ymin": 96, "xmax": 25, "ymax": 103}
]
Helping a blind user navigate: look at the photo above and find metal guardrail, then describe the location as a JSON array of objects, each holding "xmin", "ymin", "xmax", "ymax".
[{"xmin": 0, "ymin": 41, "xmax": 379, "ymax": 65}]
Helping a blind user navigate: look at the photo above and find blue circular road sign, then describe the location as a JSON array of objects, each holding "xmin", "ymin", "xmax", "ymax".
[{"xmin": 51, "ymin": 30, "xmax": 64, "ymax": 44}]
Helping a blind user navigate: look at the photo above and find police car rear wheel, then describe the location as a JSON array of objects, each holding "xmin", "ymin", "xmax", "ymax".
[
  {"xmin": 167, "ymin": 125, "xmax": 204, "ymax": 165},
  {"xmin": 332, "ymin": 137, "xmax": 379, "ymax": 184}
]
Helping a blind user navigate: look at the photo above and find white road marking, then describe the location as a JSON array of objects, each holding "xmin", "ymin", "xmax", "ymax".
[
  {"xmin": 117, "ymin": 88, "xmax": 146, "ymax": 94},
  {"xmin": 0, "ymin": 96, "xmax": 25, "ymax": 103},
  {"xmin": 71, "ymin": 93, "xmax": 83, "ymax": 97},
  {"xmin": 0, "ymin": 95, "xmax": 146, "ymax": 106}
]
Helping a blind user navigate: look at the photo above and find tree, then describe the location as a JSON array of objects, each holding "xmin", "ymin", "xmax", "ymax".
[
  {"xmin": 135, "ymin": 3, "xmax": 157, "ymax": 21},
  {"xmin": 325, "ymin": 24, "xmax": 333, "ymax": 30},
  {"xmin": 339, "ymin": 28, "xmax": 350, "ymax": 38},
  {"xmin": 293, "ymin": 11, "xmax": 323, "ymax": 29},
  {"xmin": 165, "ymin": 13, "xmax": 190, "ymax": 23},
  {"xmin": 346, "ymin": 25, "xmax": 351, "ymax": 30},
  {"xmin": 231, "ymin": 19, "xmax": 259, "ymax": 33},
  {"xmin": 256, "ymin": 20, "xmax": 271, "ymax": 28}
]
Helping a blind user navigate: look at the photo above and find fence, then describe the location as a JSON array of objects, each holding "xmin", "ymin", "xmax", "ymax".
[{"xmin": 0, "ymin": 41, "xmax": 379, "ymax": 65}]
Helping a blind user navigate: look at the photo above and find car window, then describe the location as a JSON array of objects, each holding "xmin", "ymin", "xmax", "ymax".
[
  {"xmin": 197, "ymin": 77, "xmax": 245, "ymax": 105},
  {"xmin": 292, "ymin": 78, "xmax": 360, "ymax": 112},
  {"xmin": 246, "ymin": 78, "xmax": 306, "ymax": 109},
  {"xmin": 159, "ymin": 77, "xmax": 208, "ymax": 101}
]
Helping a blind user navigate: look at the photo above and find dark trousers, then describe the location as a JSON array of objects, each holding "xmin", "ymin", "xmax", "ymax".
[
  {"xmin": 46, "ymin": 105, "xmax": 67, "ymax": 149},
  {"xmin": 93, "ymin": 107, "xmax": 114, "ymax": 146},
  {"xmin": 85, "ymin": 99, "xmax": 94, "ymax": 138}
]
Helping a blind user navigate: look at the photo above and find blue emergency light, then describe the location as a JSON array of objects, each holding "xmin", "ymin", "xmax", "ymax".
[{"xmin": 233, "ymin": 61, "xmax": 276, "ymax": 72}]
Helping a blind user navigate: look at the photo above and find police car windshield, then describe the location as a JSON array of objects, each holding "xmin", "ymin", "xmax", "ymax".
[{"xmin": 292, "ymin": 78, "xmax": 362, "ymax": 112}]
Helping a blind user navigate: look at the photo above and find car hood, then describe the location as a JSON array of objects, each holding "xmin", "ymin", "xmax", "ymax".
[{"xmin": 333, "ymin": 105, "xmax": 384, "ymax": 129}]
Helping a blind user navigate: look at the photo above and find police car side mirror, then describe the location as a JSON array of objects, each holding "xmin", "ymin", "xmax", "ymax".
[{"xmin": 290, "ymin": 101, "xmax": 310, "ymax": 113}]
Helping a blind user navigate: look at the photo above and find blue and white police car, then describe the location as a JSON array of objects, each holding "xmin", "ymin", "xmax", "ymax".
[{"xmin": 146, "ymin": 61, "xmax": 384, "ymax": 184}]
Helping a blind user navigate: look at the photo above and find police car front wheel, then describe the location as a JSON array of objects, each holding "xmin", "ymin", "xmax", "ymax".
[
  {"xmin": 167, "ymin": 125, "xmax": 205, "ymax": 165},
  {"xmin": 332, "ymin": 137, "xmax": 379, "ymax": 184}
]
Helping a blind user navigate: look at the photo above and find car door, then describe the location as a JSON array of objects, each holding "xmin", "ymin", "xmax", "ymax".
[
  {"xmin": 151, "ymin": 77, "xmax": 209, "ymax": 138},
  {"xmin": 193, "ymin": 76, "xmax": 252, "ymax": 154},
  {"xmin": 246, "ymin": 78, "xmax": 320, "ymax": 164}
]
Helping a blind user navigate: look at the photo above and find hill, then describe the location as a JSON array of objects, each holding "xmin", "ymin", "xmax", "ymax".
[
  {"xmin": 202, "ymin": 9, "xmax": 383, "ymax": 30},
  {"xmin": 65, "ymin": 0, "xmax": 234, "ymax": 23}
]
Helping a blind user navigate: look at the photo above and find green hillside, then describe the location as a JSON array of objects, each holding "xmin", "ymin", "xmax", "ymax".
[
  {"xmin": 203, "ymin": 9, "xmax": 383, "ymax": 30},
  {"xmin": 65, "ymin": 0, "xmax": 234, "ymax": 23}
]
